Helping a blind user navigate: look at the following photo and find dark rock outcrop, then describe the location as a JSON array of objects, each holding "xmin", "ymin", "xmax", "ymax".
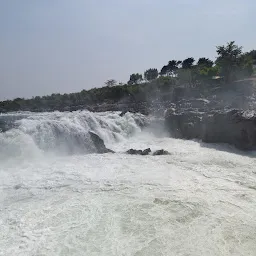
[
  {"xmin": 126, "ymin": 148, "xmax": 169, "ymax": 156},
  {"xmin": 165, "ymin": 108, "xmax": 204, "ymax": 139},
  {"xmin": 165, "ymin": 108, "xmax": 256, "ymax": 150},
  {"xmin": 91, "ymin": 102, "xmax": 150, "ymax": 115},
  {"xmin": 202, "ymin": 110, "xmax": 256, "ymax": 150},
  {"xmin": 126, "ymin": 148, "xmax": 151, "ymax": 155},
  {"xmin": 152, "ymin": 149, "xmax": 170, "ymax": 156},
  {"xmin": 126, "ymin": 149, "xmax": 143, "ymax": 155},
  {"xmin": 120, "ymin": 111, "xmax": 127, "ymax": 117},
  {"xmin": 142, "ymin": 148, "xmax": 151, "ymax": 155},
  {"xmin": 0, "ymin": 115, "xmax": 25, "ymax": 132},
  {"xmin": 89, "ymin": 132, "xmax": 114, "ymax": 153}
]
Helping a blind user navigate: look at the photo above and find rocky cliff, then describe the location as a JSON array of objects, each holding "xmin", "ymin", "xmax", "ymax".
[{"xmin": 164, "ymin": 80, "xmax": 256, "ymax": 150}]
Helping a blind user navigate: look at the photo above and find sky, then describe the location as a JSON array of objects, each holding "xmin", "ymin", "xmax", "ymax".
[{"xmin": 0, "ymin": 0, "xmax": 255, "ymax": 100}]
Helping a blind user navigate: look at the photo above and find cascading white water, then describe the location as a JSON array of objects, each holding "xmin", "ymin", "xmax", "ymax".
[
  {"xmin": 0, "ymin": 110, "xmax": 147, "ymax": 160},
  {"xmin": 0, "ymin": 110, "xmax": 256, "ymax": 256}
]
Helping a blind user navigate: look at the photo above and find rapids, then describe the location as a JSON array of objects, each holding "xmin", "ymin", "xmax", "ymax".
[{"xmin": 0, "ymin": 110, "xmax": 256, "ymax": 256}]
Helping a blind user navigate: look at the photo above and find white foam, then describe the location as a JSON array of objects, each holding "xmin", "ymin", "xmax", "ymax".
[
  {"xmin": 0, "ymin": 110, "xmax": 146, "ymax": 160},
  {"xmin": 0, "ymin": 111, "xmax": 256, "ymax": 255}
]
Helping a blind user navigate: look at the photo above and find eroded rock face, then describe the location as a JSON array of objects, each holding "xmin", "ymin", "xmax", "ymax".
[
  {"xmin": 202, "ymin": 110, "xmax": 256, "ymax": 150},
  {"xmin": 165, "ymin": 108, "xmax": 256, "ymax": 150},
  {"xmin": 164, "ymin": 108, "xmax": 204, "ymax": 139}
]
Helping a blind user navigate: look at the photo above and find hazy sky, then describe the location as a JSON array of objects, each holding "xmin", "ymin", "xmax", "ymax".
[{"xmin": 0, "ymin": 0, "xmax": 255, "ymax": 100}]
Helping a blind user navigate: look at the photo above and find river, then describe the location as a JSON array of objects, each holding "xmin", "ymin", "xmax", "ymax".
[{"xmin": 0, "ymin": 110, "xmax": 256, "ymax": 256}]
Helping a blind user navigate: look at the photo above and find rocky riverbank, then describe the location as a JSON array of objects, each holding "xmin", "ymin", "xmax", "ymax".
[
  {"xmin": 1, "ymin": 79, "xmax": 256, "ymax": 150},
  {"xmin": 165, "ymin": 108, "xmax": 256, "ymax": 150},
  {"xmin": 164, "ymin": 80, "xmax": 256, "ymax": 150}
]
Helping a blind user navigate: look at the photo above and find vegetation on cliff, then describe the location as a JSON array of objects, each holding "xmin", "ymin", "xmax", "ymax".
[{"xmin": 0, "ymin": 41, "xmax": 255, "ymax": 113}]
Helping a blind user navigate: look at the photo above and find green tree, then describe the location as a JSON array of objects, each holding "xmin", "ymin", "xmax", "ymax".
[
  {"xmin": 245, "ymin": 50, "xmax": 256, "ymax": 70},
  {"xmin": 177, "ymin": 69, "xmax": 194, "ymax": 85},
  {"xmin": 236, "ymin": 53, "xmax": 253, "ymax": 79},
  {"xmin": 160, "ymin": 65, "xmax": 168, "ymax": 76},
  {"xmin": 195, "ymin": 58, "xmax": 215, "ymax": 80},
  {"xmin": 215, "ymin": 41, "xmax": 243, "ymax": 83},
  {"xmin": 197, "ymin": 58, "xmax": 213, "ymax": 68},
  {"xmin": 144, "ymin": 68, "xmax": 158, "ymax": 81},
  {"xmin": 160, "ymin": 60, "xmax": 181, "ymax": 76},
  {"xmin": 105, "ymin": 79, "xmax": 117, "ymax": 87},
  {"xmin": 248, "ymin": 50, "xmax": 256, "ymax": 74},
  {"xmin": 198, "ymin": 65, "xmax": 220, "ymax": 79},
  {"xmin": 182, "ymin": 58, "xmax": 195, "ymax": 69},
  {"xmin": 128, "ymin": 73, "xmax": 143, "ymax": 85},
  {"xmin": 167, "ymin": 60, "xmax": 182, "ymax": 76},
  {"xmin": 246, "ymin": 50, "xmax": 256, "ymax": 65}
]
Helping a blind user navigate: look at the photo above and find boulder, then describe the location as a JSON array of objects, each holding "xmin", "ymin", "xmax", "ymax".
[
  {"xmin": 142, "ymin": 148, "xmax": 151, "ymax": 155},
  {"xmin": 89, "ymin": 132, "xmax": 114, "ymax": 153},
  {"xmin": 126, "ymin": 148, "xmax": 169, "ymax": 156},
  {"xmin": 153, "ymin": 149, "xmax": 170, "ymax": 156},
  {"xmin": 126, "ymin": 148, "xmax": 151, "ymax": 155},
  {"xmin": 126, "ymin": 149, "xmax": 143, "ymax": 155}
]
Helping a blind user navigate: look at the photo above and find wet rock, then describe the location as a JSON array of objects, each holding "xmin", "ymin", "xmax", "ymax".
[
  {"xmin": 153, "ymin": 149, "xmax": 170, "ymax": 156},
  {"xmin": 127, "ymin": 148, "xmax": 169, "ymax": 155},
  {"xmin": 126, "ymin": 149, "xmax": 143, "ymax": 155},
  {"xmin": 165, "ymin": 108, "xmax": 203, "ymax": 139},
  {"xmin": 165, "ymin": 108, "xmax": 256, "ymax": 150},
  {"xmin": 120, "ymin": 111, "xmax": 127, "ymax": 117},
  {"xmin": 142, "ymin": 148, "xmax": 151, "ymax": 155},
  {"xmin": 91, "ymin": 103, "xmax": 149, "ymax": 116},
  {"xmin": 126, "ymin": 149, "xmax": 135, "ymax": 154},
  {"xmin": 202, "ymin": 110, "xmax": 256, "ymax": 150},
  {"xmin": 126, "ymin": 148, "xmax": 151, "ymax": 155},
  {"xmin": 89, "ymin": 132, "xmax": 114, "ymax": 153}
]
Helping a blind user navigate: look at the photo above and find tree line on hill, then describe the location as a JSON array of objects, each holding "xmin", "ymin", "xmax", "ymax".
[
  {"xmin": 0, "ymin": 41, "xmax": 256, "ymax": 113},
  {"xmin": 122, "ymin": 41, "xmax": 255, "ymax": 85}
]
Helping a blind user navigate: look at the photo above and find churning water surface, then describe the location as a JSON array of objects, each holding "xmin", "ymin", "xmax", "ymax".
[{"xmin": 0, "ymin": 111, "xmax": 256, "ymax": 256}]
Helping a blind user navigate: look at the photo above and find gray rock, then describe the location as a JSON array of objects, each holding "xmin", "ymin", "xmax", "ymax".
[
  {"xmin": 126, "ymin": 149, "xmax": 143, "ymax": 155},
  {"xmin": 142, "ymin": 148, "xmax": 151, "ymax": 155},
  {"xmin": 126, "ymin": 148, "xmax": 152, "ymax": 155},
  {"xmin": 89, "ymin": 132, "xmax": 114, "ymax": 153},
  {"xmin": 153, "ymin": 149, "xmax": 170, "ymax": 156},
  {"xmin": 120, "ymin": 111, "xmax": 127, "ymax": 117},
  {"xmin": 202, "ymin": 110, "xmax": 256, "ymax": 150},
  {"xmin": 165, "ymin": 108, "xmax": 256, "ymax": 150},
  {"xmin": 126, "ymin": 148, "xmax": 170, "ymax": 156}
]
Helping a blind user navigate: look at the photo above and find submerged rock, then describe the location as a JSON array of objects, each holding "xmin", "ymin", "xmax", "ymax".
[{"xmin": 89, "ymin": 132, "xmax": 114, "ymax": 153}]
